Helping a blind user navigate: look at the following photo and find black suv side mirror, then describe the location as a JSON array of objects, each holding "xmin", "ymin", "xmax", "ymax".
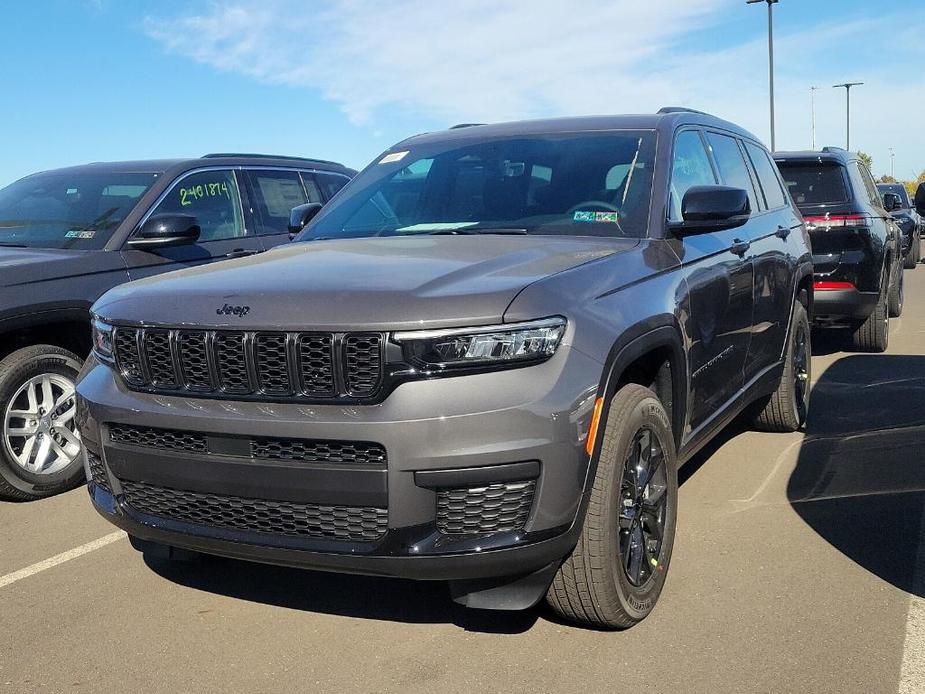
[
  {"xmin": 288, "ymin": 202, "xmax": 323, "ymax": 239},
  {"xmin": 671, "ymin": 186, "xmax": 751, "ymax": 235},
  {"xmin": 915, "ymin": 182, "xmax": 925, "ymax": 216},
  {"xmin": 882, "ymin": 192, "xmax": 902, "ymax": 212},
  {"xmin": 128, "ymin": 214, "xmax": 200, "ymax": 249}
]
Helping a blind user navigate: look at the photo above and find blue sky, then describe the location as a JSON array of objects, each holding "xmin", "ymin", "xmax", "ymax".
[{"xmin": 2, "ymin": 0, "xmax": 923, "ymax": 186}]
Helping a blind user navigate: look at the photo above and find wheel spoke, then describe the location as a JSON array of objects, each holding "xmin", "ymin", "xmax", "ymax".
[
  {"xmin": 32, "ymin": 436, "xmax": 52, "ymax": 472},
  {"xmin": 54, "ymin": 386, "xmax": 75, "ymax": 411},
  {"xmin": 54, "ymin": 425, "xmax": 81, "ymax": 450},
  {"xmin": 26, "ymin": 383, "xmax": 39, "ymax": 414},
  {"xmin": 40, "ymin": 378, "xmax": 55, "ymax": 412},
  {"xmin": 15, "ymin": 436, "xmax": 37, "ymax": 469},
  {"xmin": 7, "ymin": 424, "xmax": 38, "ymax": 437},
  {"xmin": 624, "ymin": 521, "xmax": 645, "ymax": 584},
  {"xmin": 54, "ymin": 403, "xmax": 77, "ymax": 425}
]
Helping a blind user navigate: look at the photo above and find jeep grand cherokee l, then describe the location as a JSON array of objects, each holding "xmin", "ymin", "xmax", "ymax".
[
  {"xmin": 0, "ymin": 154, "xmax": 353, "ymax": 500},
  {"xmin": 78, "ymin": 109, "xmax": 813, "ymax": 628},
  {"xmin": 776, "ymin": 148, "xmax": 903, "ymax": 352}
]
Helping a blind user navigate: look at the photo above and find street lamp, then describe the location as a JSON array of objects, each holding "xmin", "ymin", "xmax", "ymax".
[
  {"xmin": 747, "ymin": 0, "xmax": 780, "ymax": 151},
  {"xmin": 890, "ymin": 148, "xmax": 895, "ymax": 179},
  {"xmin": 810, "ymin": 86, "xmax": 819, "ymax": 150},
  {"xmin": 833, "ymin": 82, "xmax": 863, "ymax": 151}
]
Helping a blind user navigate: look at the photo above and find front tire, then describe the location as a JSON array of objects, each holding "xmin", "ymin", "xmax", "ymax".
[
  {"xmin": 546, "ymin": 384, "xmax": 677, "ymax": 629},
  {"xmin": 752, "ymin": 300, "xmax": 810, "ymax": 432},
  {"xmin": 0, "ymin": 345, "xmax": 84, "ymax": 501}
]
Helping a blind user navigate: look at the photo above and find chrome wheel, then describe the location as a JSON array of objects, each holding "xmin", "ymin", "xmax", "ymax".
[
  {"xmin": 618, "ymin": 427, "xmax": 668, "ymax": 587},
  {"xmin": 3, "ymin": 373, "xmax": 80, "ymax": 475}
]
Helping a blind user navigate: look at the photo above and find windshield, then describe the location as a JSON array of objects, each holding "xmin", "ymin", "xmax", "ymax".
[
  {"xmin": 0, "ymin": 171, "xmax": 158, "ymax": 250},
  {"xmin": 300, "ymin": 131, "xmax": 656, "ymax": 241},
  {"xmin": 877, "ymin": 183, "xmax": 911, "ymax": 209},
  {"xmin": 776, "ymin": 161, "xmax": 849, "ymax": 207}
]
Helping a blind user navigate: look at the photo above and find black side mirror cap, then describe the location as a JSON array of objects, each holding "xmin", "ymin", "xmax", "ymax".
[
  {"xmin": 915, "ymin": 182, "xmax": 925, "ymax": 215},
  {"xmin": 288, "ymin": 202, "xmax": 324, "ymax": 239},
  {"xmin": 882, "ymin": 193, "xmax": 902, "ymax": 212},
  {"xmin": 670, "ymin": 185, "xmax": 751, "ymax": 235},
  {"xmin": 128, "ymin": 214, "xmax": 200, "ymax": 250}
]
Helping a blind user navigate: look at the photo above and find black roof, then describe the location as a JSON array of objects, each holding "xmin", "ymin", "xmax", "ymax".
[
  {"xmin": 396, "ymin": 109, "xmax": 762, "ymax": 149},
  {"xmin": 20, "ymin": 153, "xmax": 354, "ymax": 180},
  {"xmin": 774, "ymin": 148, "xmax": 856, "ymax": 163}
]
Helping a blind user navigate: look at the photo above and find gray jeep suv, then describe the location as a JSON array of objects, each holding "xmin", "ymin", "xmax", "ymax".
[{"xmin": 77, "ymin": 109, "xmax": 813, "ymax": 628}]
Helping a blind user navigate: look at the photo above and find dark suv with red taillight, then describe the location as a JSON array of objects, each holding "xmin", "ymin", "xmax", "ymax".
[{"xmin": 776, "ymin": 147, "xmax": 903, "ymax": 352}]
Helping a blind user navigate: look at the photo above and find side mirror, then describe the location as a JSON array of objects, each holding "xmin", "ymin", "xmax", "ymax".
[
  {"xmin": 288, "ymin": 202, "xmax": 323, "ymax": 239},
  {"xmin": 882, "ymin": 192, "xmax": 901, "ymax": 211},
  {"xmin": 128, "ymin": 214, "xmax": 200, "ymax": 249},
  {"xmin": 670, "ymin": 185, "xmax": 751, "ymax": 235}
]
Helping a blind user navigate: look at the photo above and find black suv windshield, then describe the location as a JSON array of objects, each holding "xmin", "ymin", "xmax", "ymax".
[
  {"xmin": 877, "ymin": 183, "xmax": 912, "ymax": 209},
  {"xmin": 0, "ymin": 171, "xmax": 158, "ymax": 250},
  {"xmin": 301, "ymin": 131, "xmax": 657, "ymax": 240}
]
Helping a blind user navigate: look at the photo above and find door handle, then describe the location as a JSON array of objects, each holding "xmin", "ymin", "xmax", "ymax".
[
  {"xmin": 730, "ymin": 239, "xmax": 751, "ymax": 256},
  {"xmin": 225, "ymin": 248, "xmax": 260, "ymax": 259},
  {"xmin": 776, "ymin": 225, "xmax": 791, "ymax": 239}
]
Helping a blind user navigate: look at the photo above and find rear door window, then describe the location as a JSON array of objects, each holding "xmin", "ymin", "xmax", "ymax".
[
  {"xmin": 745, "ymin": 142, "xmax": 788, "ymax": 210},
  {"xmin": 706, "ymin": 133, "xmax": 760, "ymax": 213},
  {"xmin": 245, "ymin": 170, "xmax": 321, "ymax": 236},
  {"xmin": 776, "ymin": 162, "xmax": 850, "ymax": 206},
  {"xmin": 669, "ymin": 130, "xmax": 717, "ymax": 222},
  {"xmin": 315, "ymin": 172, "xmax": 351, "ymax": 200}
]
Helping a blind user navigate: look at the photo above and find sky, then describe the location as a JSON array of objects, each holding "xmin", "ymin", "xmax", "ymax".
[{"xmin": 1, "ymin": 0, "xmax": 922, "ymax": 187}]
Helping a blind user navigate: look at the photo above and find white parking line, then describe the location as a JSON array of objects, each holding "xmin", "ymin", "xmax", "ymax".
[
  {"xmin": 899, "ymin": 506, "xmax": 925, "ymax": 694},
  {"xmin": 0, "ymin": 531, "xmax": 125, "ymax": 590}
]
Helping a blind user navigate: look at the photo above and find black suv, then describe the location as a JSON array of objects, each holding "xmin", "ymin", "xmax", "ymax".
[
  {"xmin": 776, "ymin": 148, "xmax": 903, "ymax": 352},
  {"xmin": 79, "ymin": 110, "xmax": 812, "ymax": 629},
  {"xmin": 877, "ymin": 182, "xmax": 921, "ymax": 269},
  {"xmin": 0, "ymin": 154, "xmax": 354, "ymax": 500}
]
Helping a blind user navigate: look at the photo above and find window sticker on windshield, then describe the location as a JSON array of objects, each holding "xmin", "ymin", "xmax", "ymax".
[
  {"xmin": 379, "ymin": 151, "xmax": 409, "ymax": 165},
  {"xmin": 574, "ymin": 211, "xmax": 620, "ymax": 224},
  {"xmin": 65, "ymin": 230, "xmax": 95, "ymax": 239}
]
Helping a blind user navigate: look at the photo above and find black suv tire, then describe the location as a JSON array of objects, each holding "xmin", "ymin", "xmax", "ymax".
[
  {"xmin": 546, "ymin": 384, "xmax": 677, "ymax": 629},
  {"xmin": 0, "ymin": 345, "xmax": 84, "ymax": 501},
  {"xmin": 752, "ymin": 300, "xmax": 810, "ymax": 432},
  {"xmin": 889, "ymin": 265, "xmax": 904, "ymax": 317},
  {"xmin": 851, "ymin": 286, "xmax": 890, "ymax": 353}
]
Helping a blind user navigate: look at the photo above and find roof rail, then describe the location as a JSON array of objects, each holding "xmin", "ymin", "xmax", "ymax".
[
  {"xmin": 201, "ymin": 153, "xmax": 344, "ymax": 167},
  {"xmin": 657, "ymin": 106, "xmax": 710, "ymax": 116},
  {"xmin": 449, "ymin": 123, "xmax": 485, "ymax": 129}
]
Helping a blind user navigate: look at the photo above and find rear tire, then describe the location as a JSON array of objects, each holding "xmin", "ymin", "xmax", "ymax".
[
  {"xmin": 889, "ymin": 265, "xmax": 904, "ymax": 317},
  {"xmin": 752, "ymin": 300, "xmax": 810, "ymax": 432},
  {"xmin": 904, "ymin": 233, "xmax": 919, "ymax": 269},
  {"xmin": 851, "ymin": 286, "xmax": 889, "ymax": 353},
  {"xmin": 0, "ymin": 345, "xmax": 84, "ymax": 501},
  {"xmin": 546, "ymin": 384, "xmax": 677, "ymax": 629}
]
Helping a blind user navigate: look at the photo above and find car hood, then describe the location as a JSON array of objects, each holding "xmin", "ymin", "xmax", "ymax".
[
  {"xmin": 0, "ymin": 247, "xmax": 119, "ymax": 287},
  {"xmin": 94, "ymin": 235, "xmax": 638, "ymax": 331}
]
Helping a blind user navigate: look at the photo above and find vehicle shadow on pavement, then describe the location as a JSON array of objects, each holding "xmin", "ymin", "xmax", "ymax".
[
  {"xmin": 143, "ymin": 555, "xmax": 540, "ymax": 633},
  {"xmin": 788, "ymin": 354, "xmax": 925, "ymax": 596}
]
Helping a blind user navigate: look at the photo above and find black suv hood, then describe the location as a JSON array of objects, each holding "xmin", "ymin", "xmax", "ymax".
[{"xmin": 94, "ymin": 236, "xmax": 637, "ymax": 331}]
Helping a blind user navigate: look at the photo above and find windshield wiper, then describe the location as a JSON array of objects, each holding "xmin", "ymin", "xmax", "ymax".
[
  {"xmin": 426, "ymin": 227, "xmax": 528, "ymax": 236},
  {"xmin": 0, "ymin": 242, "xmax": 28, "ymax": 248}
]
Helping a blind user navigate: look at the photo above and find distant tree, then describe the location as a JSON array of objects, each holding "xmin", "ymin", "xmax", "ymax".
[
  {"xmin": 879, "ymin": 175, "xmax": 897, "ymax": 184},
  {"xmin": 857, "ymin": 151, "xmax": 874, "ymax": 171}
]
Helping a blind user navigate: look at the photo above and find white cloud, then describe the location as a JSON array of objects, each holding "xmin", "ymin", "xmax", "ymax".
[{"xmin": 144, "ymin": 1, "xmax": 925, "ymax": 178}]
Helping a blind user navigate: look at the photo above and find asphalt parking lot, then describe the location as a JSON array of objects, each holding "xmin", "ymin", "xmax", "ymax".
[{"xmin": 2, "ymin": 273, "xmax": 925, "ymax": 694}]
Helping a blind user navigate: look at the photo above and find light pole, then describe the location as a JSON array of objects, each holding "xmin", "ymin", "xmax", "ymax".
[
  {"xmin": 833, "ymin": 82, "xmax": 863, "ymax": 151},
  {"xmin": 810, "ymin": 86, "xmax": 819, "ymax": 149},
  {"xmin": 890, "ymin": 148, "xmax": 895, "ymax": 179},
  {"xmin": 747, "ymin": 0, "xmax": 780, "ymax": 151}
]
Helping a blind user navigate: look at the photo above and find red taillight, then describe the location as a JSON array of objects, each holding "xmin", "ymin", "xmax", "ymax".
[
  {"xmin": 814, "ymin": 281, "xmax": 855, "ymax": 291},
  {"xmin": 804, "ymin": 214, "xmax": 867, "ymax": 229}
]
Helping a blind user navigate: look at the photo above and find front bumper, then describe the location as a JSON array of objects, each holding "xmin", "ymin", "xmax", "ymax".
[{"xmin": 77, "ymin": 346, "xmax": 601, "ymax": 582}]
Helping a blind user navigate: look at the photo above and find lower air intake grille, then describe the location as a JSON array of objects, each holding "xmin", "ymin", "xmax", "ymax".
[
  {"xmin": 108, "ymin": 424, "xmax": 208, "ymax": 454},
  {"xmin": 120, "ymin": 480, "xmax": 388, "ymax": 542},
  {"xmin": 436, "ymin": 480, "xmax": 536, "ymax": 535},
  {"xmin": 86, "ymin": 452, "xmax": 110, "ymax": 493}
]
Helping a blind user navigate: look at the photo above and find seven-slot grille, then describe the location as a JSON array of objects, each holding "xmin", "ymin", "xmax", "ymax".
[{"xmin": 113, "ymin": 327, "xmax": 384, "ymax": 400}]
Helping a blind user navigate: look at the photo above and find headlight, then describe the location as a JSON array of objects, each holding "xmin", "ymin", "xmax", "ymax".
[
  {"xmin": 394, "ymin": 317, "xmax": 566, "ymax": 371},
  {"xmin": 91, "ymin": 317, "xmax": 114, "ymax": 361}
]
